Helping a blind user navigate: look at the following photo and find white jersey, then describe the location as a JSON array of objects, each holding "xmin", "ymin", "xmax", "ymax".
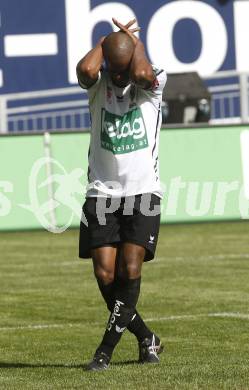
[{"xmin": 79, "ymin": 66, "xmax": 167, "ymax": 198}]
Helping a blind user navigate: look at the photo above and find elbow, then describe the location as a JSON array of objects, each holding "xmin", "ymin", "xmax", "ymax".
[
  {"xmin": 132, "ymin": 69, "xmax": 154, "ymax": 85},
  {"xmin": 76, "ymin": 61, "xmax": 97, "ymax": 80}
]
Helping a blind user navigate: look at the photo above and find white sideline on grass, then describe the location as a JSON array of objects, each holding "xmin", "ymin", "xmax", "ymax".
[
  {"xmin": 1, "ymin": 312, "xmax": 249, "ymax": 331},
  {"xmin": 156, "ymin": 253, "xmax": 249, "ymax": 262}
]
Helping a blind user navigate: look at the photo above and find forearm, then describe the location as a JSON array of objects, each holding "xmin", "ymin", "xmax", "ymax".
[
  {"xmin": 130, "ymin": 41, "xmax": 155, "ymax": 88},
  {"xmin": 76, "ymin": 38, "xmax": 104, "ymax": 87}
]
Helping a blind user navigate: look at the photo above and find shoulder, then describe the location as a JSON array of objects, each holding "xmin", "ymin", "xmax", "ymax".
[
  {"xmin": 80, "ymin": 69, "xmax": 108, "ymax": 104},
  {"xmin": 151, "ymin": 65, "xmax": 167, "ymax": 91},
  {"xmin": 137, "ymin": 65, "xmax": 167, "ymax": 99},
  {"xmin": 78, "ymin": 67, "xmax": 107, "ymax": 90}
]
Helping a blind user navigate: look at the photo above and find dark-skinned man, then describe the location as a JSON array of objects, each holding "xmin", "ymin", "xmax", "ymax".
[{"xmin": 77, "ymin": 18, "xmax": 167, "ymax": 371}]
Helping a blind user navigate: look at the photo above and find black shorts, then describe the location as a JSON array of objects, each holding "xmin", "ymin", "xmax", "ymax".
[{"xmin": 79, "ymin": 193, "xmax": 161, "ymax": 261}]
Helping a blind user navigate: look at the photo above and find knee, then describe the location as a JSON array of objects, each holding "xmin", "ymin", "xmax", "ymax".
[
  {"xmin": 126, "ymin": 263, "xmax": 142, "ymax": 279},
  {"xmin": 118, "ymin": 257, "xmax": 142, "ymax": 280},
  {"xmin": 94, "ymin": 266, "xmax": 114, "ymax": 285}
]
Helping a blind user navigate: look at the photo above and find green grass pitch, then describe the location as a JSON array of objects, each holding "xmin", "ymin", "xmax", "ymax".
[{"xmin": 0, "ymin": 221, "xmax": 249, "ymax": 389}]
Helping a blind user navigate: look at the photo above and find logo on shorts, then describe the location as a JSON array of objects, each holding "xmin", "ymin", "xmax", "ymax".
[
  {"xmin": 101, "ymin": 107, "xmax": 148, "ymax": 154},
  {"xmin": 149, "ymin": 235, "xmax": 155, "ymax": 244}
]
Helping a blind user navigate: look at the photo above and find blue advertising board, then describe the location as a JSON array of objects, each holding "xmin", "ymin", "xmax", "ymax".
[{"xmin": 0, "ymin": 0, "xmax": 248, "ymax": 94}]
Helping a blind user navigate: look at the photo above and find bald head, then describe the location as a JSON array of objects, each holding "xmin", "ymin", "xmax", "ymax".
[{"xmin": 102, "ymin": 32, "xmax": 134, "ymax": 71}]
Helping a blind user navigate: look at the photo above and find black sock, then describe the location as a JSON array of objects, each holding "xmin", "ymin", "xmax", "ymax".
[
  {"xmin": 97, "ymin": 279, "xmax": 114, "ymax": 312},
  {"xmin": 97, "ymin": 277, "xmax": 141, "ymax": 357},
  {"xmin": 127, "ymin": 312, "xmax": 153, "ymax": 342},
  {"xmin": 97, "ymin": 279, "xmax": 153, "ymax": 342}
]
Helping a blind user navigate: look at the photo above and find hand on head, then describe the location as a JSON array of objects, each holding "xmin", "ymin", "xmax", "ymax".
[
  {"xmin": 112, "ymin": 18, "xmax": 140, "ymax": 45},
  {"xmin": 101, "ymin": 18, "xmax": 141, "ymax": 87}
]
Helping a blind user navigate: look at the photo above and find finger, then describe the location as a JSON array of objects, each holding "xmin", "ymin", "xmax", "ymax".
[
  {"xmin": 113, "ymin": 17, "xmax": 132, "ymax": 33},
  {"xmin": 124, "ymin": 18, "xmax": 136, "ymax": 29},
  {"xmin": 130, "ymin": 27, "xmax": 140, "ymax": 33},
  {"xmin": 112, "ymin": 17, "xmax": 123, "ymax": 27},
  {"xmin": 113, "ymin": 21, "xmax": 125, "ymax": 31}
]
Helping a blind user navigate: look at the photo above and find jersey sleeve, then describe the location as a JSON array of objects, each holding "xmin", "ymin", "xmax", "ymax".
[
  {"xmin": 77, "ymin": 71, "xmax": 102, "ymax": 102},
  {"xmin": 138, "ymin": 65, "xmax": 167, "ymax": 109},
  {"xmin": 149, "ymin": 66, "xmax": 167, "ymax": 97}
]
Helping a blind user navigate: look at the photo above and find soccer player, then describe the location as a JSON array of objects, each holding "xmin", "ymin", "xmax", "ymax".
[{"xmin": 77, "ymin": 18, "xmax": 167, "ymax": 371}]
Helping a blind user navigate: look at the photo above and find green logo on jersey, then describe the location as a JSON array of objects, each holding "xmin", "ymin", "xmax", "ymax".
[{"xmin": 101, "ymin": 107, "xmax": 148, "ymax": 154}]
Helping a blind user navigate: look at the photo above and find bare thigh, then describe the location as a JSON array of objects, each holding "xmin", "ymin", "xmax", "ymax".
[
  {"xmin": 91, "ymin": 245, "xmax": 118, "ymax": 285},
  {"xmin": 116, "ymin": 242, "xmax": 146, "ymax": 280}
]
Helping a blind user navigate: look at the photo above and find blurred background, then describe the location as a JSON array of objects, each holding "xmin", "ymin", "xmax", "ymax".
[
  {"xmin": 1, "ymin": 2, "xmax": 249, "ymax": 388},
  {"xmin": 0, "ymin": 0, "xmax": 249, "ymax": 229}
]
